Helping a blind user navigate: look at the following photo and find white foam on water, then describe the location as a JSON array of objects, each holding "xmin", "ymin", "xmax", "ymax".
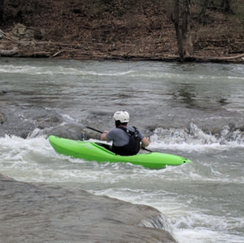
[
  {"xmin": 0, "ymin": 64, "xmax": 134, "ymax": 76},
  {"xmin": 3, "ymin": 62, "xmax": 244, "ymax": 83},
  {"xmin": 1, "ymin": 132, "xmax": 244, "ymax": 243},
  {"xmin": 1, "ymin": 59, "xmax": 244, "ymax": 243},
  {"xmin": 171, "ymin": 212, "xmax": 244, "ymax": 243},
  {"xmin": 148, "ymin": 123, "xmax": 244, "ymax": 154}
]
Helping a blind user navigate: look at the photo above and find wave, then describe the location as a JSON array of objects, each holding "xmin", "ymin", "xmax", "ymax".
[
  {"xmin": 149, "ymin": 123, "xmax": 244, "ymax": 147},
  {"xmin": 0, "ymin": 64, "xmax": 134, "ymax": 76},
  {"xmin": 1, "ymin": 63, "xmax": 244, "ymax": 81},
  {"xmin": 24, "ymin": 122, "xmax": 244, "ymax": 150},
  {"xmin": 172, "ymin": 212, "xmax": 244, "ymax": 243}
]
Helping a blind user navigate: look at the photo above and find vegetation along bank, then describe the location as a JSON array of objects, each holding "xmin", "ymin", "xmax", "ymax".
[{"xmin": 0, "ymin": 0, "xmax": 244, "ymax": 63}]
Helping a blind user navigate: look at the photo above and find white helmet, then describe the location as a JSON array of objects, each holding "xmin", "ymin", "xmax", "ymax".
[{"xmin": 113, "ymin": 110, "xmax": 130, "ymax": 123}]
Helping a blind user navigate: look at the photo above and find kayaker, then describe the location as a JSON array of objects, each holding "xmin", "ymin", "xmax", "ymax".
[{"xmin": 101, "ymin": 110, "xmax": 150, "ymax": 156}]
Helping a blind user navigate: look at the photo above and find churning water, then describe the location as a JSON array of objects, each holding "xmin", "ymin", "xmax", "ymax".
[{"xmin": 1, "ymin": 58, "xmax": 244, "ymax": 243}]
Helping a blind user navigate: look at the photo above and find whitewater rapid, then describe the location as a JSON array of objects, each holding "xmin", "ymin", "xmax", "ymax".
[{"xmin": 1, "ymin": 58, "xmax": 244, "ymax": 243}]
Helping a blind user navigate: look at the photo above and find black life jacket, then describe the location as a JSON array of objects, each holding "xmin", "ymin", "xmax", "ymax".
[{"xmin": 112, "ymin": 126, "xmax": 141, "ymax": 156}]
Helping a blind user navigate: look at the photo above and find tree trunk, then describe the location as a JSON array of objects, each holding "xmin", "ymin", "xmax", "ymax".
[
  {"xmin": 198, "ymin": 0, "xmax": 210, "ymax": 23},
  {"xmin": 221, "ymin": 0, "xmax": 233, "ymax": 14},
  {"xmin": 0, "ymin": 0, "xmax": 4, "ymax": 22},
  {"xmin": 172, "ymin": 0, "xmax": 193, "ymax": 61}
]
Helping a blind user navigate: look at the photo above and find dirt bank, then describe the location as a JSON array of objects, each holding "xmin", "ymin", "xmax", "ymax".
[{"xmin": 0, "ymin": 0, "xmax": 244, "ymax": 62}]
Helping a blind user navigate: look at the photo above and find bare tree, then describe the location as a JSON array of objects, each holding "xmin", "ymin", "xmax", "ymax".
[
  {"xmin": 171, "ymin": 0, "xmax": 193, "ymax": 61},
  {"xmin": 198, "ymin": 0, "xmax": 210, "ymax": 23},
  {"xmin": 0, "ymin": 0, "xmax": 4, "ymax": 22},
  {"xmin": 221, "ymin": 0, "xmax": 233, "ymax": 14}
]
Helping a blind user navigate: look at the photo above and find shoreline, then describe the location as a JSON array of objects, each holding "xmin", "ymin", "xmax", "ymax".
[
  {"xmin": 1, "ymin": 1, "xmax": 244, "ymax": 65},
  {"xmin": 1, "ymin": 36, "xmax": 244, "ymax": 64}
]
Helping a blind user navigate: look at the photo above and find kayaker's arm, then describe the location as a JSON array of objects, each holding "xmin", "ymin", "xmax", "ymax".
[
  {"xmin": 101, "ymin": 131, "xmax": 108, "ymax": 141},
  {"xmin": 141, "ymin": 136, "xmax": 150, "ymax": 147}
]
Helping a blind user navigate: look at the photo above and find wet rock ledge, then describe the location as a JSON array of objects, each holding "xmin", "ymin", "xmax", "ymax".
[{"xmin": 0, "ymin": 174, "xmax": 177, "ymax": 243}]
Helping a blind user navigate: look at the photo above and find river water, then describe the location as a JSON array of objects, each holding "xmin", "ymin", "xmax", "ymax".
[{"xmin": 0, "ymin": 58, "xmax": 244, "ymax": 243}]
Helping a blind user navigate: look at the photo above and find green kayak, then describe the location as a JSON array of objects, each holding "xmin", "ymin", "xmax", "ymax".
[{"xmin": 48, "ymin": 135, "xmax": 191, "ymax": 169}]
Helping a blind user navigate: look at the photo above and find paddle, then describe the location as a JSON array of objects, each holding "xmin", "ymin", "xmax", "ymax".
[
  {"xmin": 141, "ymin": 147, "xmax": 153, "ymax": 152},
  {"xmin": 86, "ymin": 126, "xmax": 103, "ymax": 134},
  {"xmin": 85, "ymin": 126, "xmax": 152, "ymax": 152}
]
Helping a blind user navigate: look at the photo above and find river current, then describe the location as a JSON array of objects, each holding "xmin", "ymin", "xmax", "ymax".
[{"xmin": 0, "ymin": 58, "xmax": 244, "ymax": 243}]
